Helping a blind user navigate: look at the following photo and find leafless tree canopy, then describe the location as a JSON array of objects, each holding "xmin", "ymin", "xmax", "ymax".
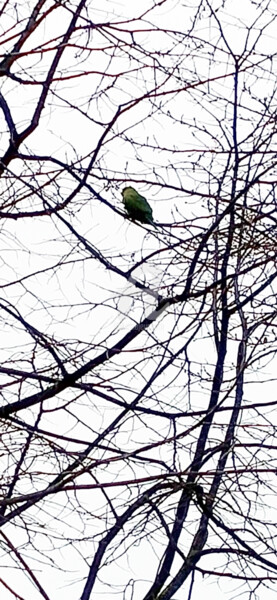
[{"xmin": 0, "ymin": 1, "xmax": 277, "ymax": 599}]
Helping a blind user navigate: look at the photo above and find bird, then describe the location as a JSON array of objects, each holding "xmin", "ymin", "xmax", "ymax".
[{"xmin": 122, "ymin": 186, "xmax": 157, "ymax": 228}]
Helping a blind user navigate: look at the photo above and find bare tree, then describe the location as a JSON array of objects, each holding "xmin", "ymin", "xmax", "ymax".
[{"xmin": 0, "ymin": 1, "xmax": 277, "ymax": 599}]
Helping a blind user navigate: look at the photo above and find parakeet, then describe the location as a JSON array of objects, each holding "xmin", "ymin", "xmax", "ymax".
[{"xmin": 122, "ymin": 186, "xmax": 156, "ymax": 227}]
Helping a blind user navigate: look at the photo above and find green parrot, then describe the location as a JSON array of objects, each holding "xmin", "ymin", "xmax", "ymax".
[{"xmin": 122, "ymin": 186, "xmax": 157, "ymax": 227}]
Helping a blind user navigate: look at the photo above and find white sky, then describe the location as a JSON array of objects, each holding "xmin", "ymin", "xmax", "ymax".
[{"xmin": 0, "ymin": 1, "xmax": 277, "ymax": 599}]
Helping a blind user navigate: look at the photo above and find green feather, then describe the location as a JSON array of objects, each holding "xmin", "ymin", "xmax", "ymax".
[{"xmin": 122, "ymin": 186, "xmax": 157, "ymax": 227}]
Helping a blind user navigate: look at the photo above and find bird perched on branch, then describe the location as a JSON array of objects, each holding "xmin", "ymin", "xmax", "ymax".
[{"xmin": 122, "ymin": 186, "xmax": 157, "ymax": 228}]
